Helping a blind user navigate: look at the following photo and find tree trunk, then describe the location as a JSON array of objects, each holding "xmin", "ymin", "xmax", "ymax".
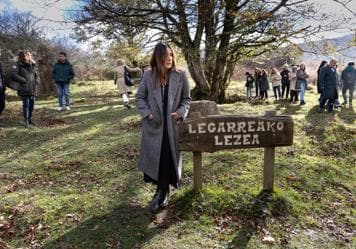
[
  {"xmin": 209, "ymin": 1, "xmax": 235, "ymax": 103},
  {"xmin": 182, "ymin": 48, "xmax": 210, "ymax": 99},
  {"xmin": 37, "ymin": 45, "xmax": 55, "ymax": 96}
]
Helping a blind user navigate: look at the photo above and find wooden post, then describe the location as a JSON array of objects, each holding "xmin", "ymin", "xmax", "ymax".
[
  {"xmin": 193, "ymin": 151, "xmax": 203, "ymax": 191},
  {"xmin": 263, "ymin": 147, "xmax": 275, "ymax": 191}
]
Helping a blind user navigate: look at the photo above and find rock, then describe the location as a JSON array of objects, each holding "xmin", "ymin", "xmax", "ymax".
[
  {"xmin": 188, "ymin": 100, "xmax": 220, "ymax": 118},
  {"xmin": 262, "ymin": 235, "xmax": 275, "ymax": 244}
]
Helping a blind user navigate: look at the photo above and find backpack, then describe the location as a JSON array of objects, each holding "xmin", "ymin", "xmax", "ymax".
[
  {"xmin": 4, "ymin": 63, "xmax": 23, "ymax": 91},
  {"xmin": 124, "ymin": 66, "xmax": 133, "ymax": 86}
]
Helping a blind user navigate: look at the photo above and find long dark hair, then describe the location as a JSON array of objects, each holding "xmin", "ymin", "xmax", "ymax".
[
  {"xmin": 318, "ymin": 60, "xmax": 327, "ymax": 70},
  {"xmin": 150, "ymin": 42, "xmax": 176, "ymax": 87}
]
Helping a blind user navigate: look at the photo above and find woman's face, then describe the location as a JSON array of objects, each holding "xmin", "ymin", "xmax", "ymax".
[
  {"xmin": 23, "ymin": 53, "xmax": 30, "ymax": 63},
  {"xmin": 300, "ymin": 64, "xmax": 305, "ymax": 70},
  {"xmin": 163, "ymin": 47, "xmax": 173, "ymax": 70}
]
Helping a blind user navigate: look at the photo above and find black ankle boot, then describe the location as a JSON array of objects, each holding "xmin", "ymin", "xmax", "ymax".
[
  {"xmin": 24, "ymin": 119, "xmax": 29, "ymax": 128},
  {"xmin": 150, "ymin": 189, "xmax": 162, "ymax": 213},
  {"xmin": 160, "ymin": 188, "xmax": 169, "ymax": 207}
]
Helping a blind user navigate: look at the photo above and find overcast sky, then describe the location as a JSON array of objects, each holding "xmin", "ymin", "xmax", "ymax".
[{"xmin": 0, "ymin": 0, "xmax": 355, "ymax": 43}]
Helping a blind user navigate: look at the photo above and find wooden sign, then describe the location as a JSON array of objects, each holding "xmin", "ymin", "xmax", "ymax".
[
  {"xmin": 179, "ymin": 115, "xmax": 293, "ymax": 152},
  {"xmin": 178, "ymin": 105, "xmax": 294, "ymax": 192}
]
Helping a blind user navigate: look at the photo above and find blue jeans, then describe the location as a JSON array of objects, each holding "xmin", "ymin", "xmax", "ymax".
[
  {"xmin": 246, "ymin": 87, "xmax": 252, "ymax": 99},
  {"xmin": 22, "ymin": 96, "xmax": 35, "ymax": 120},
  {"xmin": 299, "ymin": 80, "xmax": 306, "ymax": 102},
  {"xmin": 56, "ymin": 83, "xmax": 70, "ymax": 107},
  {"xmin": 273, "ymin": 85, "xmax": 281, "ymax": 99}
]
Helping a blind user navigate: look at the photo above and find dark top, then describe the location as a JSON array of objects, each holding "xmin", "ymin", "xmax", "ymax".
[
  {"xmin": 341, "ymin": 65, "xmax": 356, "ymax": 87},
  {"xmin": 245, "ymin": 75, "xmax": 254, "ymax": 88},
  {"xmin": 11, "ymin": 61, "xmax": 38, "ymax": 96},
  {"xmin": 319, "ymin": 65, "xmax": 338, "ymax": 99},
  {"xmin": 260, "ymin": 74, "xmax": 270, "ymax": 91},
  {"xmin": 0, "ymin": 62, "xmax": 5, "ymax": 93},
  {"xmin": 52, "ymin": 60, "xmax": 75, "ymax": 84},
  {"xmin": 280, "ymin": 69, "xmax": 290, "ymax": 85}
]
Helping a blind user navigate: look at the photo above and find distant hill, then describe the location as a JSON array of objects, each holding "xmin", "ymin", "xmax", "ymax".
[{"xmin": 299, "ymin": 34, "xmax": 355, "ymax": 66}]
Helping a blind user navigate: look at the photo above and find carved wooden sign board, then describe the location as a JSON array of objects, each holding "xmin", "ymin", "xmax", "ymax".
[
  {"xmin": 178, "ymin": 107, "xmax": 294, "ymax": 192},
  {"xmin": 179, "ymin": 115, "xmax": 293, "ymax": 152}
]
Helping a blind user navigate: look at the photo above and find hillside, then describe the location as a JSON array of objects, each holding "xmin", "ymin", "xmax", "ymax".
[{"xmin": 300, "ymin": 34, "xmax": 356, "ymax": 65}]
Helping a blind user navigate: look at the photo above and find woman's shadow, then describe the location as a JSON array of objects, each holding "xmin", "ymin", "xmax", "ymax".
[
  {"xmin": 42, "ymin": 196, "xmax": 179, "ymax": 249},
  {"xmin": 42, "ymin": 173, "xmax": 180, "ymax": 249}
]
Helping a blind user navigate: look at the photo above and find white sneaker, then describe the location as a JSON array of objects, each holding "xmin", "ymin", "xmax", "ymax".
[
  {"xmin": 58, "ymin": 107, "xmax": 63, "ymax": 112},
  {"xmin": 65, "ymin": 106, "xmax": 70, "ymax": 111}
]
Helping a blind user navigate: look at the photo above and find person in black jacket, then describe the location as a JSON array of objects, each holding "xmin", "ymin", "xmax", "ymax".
[
  {"xmin": 245, "ymin": 72, "xmax": 254, "ymax": 100},
  {"xmin": 12, "ymin": 50, "xmax": 39, "ymax": 128},
  {"xmin": 318, "ymin": 59, "xmax": 338, "ymax": 113},
  {"xmin": 341, "ymin": 62, "xmax": 356, "ymax": 107},
  {"xmin": 254, "ymin": 68, "xmax": 261, "ymax": 98},
  {"xmin": 317, "ymin": 60, "xmax": 328, "ymax": 103},
  {"xmin": 52, "ymin": 52, "xmax": 75, "ymax": 111},
  {"xmin": 0, "ymin": 59, "xmax": 5, "ymax": 127},
  {"xmin": 260, "ymin": 69, "xmax": 269, "ymax": 100},
  {"xmin": 280, "ymin": 65, "xmax": 290, "ymax": 99}
]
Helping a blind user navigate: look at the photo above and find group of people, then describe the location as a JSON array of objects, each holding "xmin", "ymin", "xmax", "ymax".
[
  {"xmin": 246, "ymin": 63, "xmax": 310, "ymax": 104},
  {"xmin": 0, "ymin": 43, "xmax": 191, "ymax": 214},
  {"xmin": 245, "ymin": 60, "xmax": 355, "ymax": 110},
  {"xmin": 0, "ymin": 50, "xmax": 75, "ymax": 128},
  {"xmin": 317, "ymin": 60, "xmax": 355, "ymax": 112}
]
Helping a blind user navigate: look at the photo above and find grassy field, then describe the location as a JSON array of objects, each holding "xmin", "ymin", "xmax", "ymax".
[{"xmin": 0, "ymin": 80, "xmax": 355, "ymax": 249}]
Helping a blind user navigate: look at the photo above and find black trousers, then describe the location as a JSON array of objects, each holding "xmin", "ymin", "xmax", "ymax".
[
  {"xmin": 282, "ymin": 83, "xmax": 290, "ymax": 98},
  {"xmin": 290, "ymin": 90, "xmax": 299, "ymax": 102},
  {"xmin": 342, "ymin": 84, "xmax": 354, "ymax": 103},
  {"xmin": 260, "ymin": 90, "xmax": 268, "ymax": 99},
  {"xmin": 255, "ymin": 81, "xmax": 261, "ymax": 97},
  {"xmin": 320, "ymin": 97, "xmax": 335, "ymax": 111},
  {"xmin": 0, "ymin": 90, "xmax": 5, "ymax": 116}
]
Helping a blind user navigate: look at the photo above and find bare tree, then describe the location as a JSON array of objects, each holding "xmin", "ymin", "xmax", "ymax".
[{"xmin": 72, "ymin": 0, "xmax": 354, "ymax": 103}]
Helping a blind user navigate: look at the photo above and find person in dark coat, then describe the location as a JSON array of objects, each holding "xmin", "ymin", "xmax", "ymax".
[
  {"xmin": 52, "ymin": 52, "xmax": 75, "ymax": 111},
  {"xmin": 341, "ymin": 62, "xmax": 356, "ymax": 107},
  {"xmin": 280, "ymin": 65, "xmax": 290, "ymax": 99},
  {"xmin": 12, "ymin": 50, "xmax": 39, "ymax": 128},
  {"xmin": 245, "ymin": 72, "xmax": 254, "ymax": 100},
  {"xmin": 317, "ymin": 60, "xmax": 328, "ymax": 103},
  {"xmin": 136, "ymin": 42, "xmax": 191, "ymax": 213},
  {"xmin": 0, "ymin": 59, "xmax": 5, "ymax": 127},
  {"xmin": 254, "ymin": 68, "xmax": 261, "ymax": 98},
  {"xmin": 318, "ymin": 59, "xmax": 339, "ymax": 113},
  {"xmin": 260, "ymin": 69, "xmax": 269, "ymax": 100}
]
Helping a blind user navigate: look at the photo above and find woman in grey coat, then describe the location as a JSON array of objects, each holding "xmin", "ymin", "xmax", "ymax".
[{"xmin": 136, "ymin": 42, "xmax": 191, "ymax": 213}]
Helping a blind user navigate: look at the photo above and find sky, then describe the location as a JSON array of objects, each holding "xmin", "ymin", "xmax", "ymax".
[
  {"xmin": 0, "ymin": 0, "xmax": 355, "ymax": 45},
  {"xmin": 0, "ymin": 0, "xmax": 80, "ymax": 39}
]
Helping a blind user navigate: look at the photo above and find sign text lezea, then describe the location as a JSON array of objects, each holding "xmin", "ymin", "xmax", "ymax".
[{"xmin": 179, "ymin": 115, "xmax": 293, "ymax": 152}]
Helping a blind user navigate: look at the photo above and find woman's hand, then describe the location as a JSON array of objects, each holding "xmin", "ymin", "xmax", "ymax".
[
  {"xmin": 171, "ymin": 112, "xmax": 182, "ymax": 123},
  {"xmin": 147, "ymin": 113, "xmax": 153, "ymax": 120}
]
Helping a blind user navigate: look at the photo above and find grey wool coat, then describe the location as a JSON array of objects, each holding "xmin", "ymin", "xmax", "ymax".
[{"xmin": 136, "ymin": 69, "xmax": 191, "ymax": 182}]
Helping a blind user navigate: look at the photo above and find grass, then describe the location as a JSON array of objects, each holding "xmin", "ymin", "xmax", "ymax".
[{"xmin": 0, "ymin": 80, "xmax": 355, "ymax": 249}]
